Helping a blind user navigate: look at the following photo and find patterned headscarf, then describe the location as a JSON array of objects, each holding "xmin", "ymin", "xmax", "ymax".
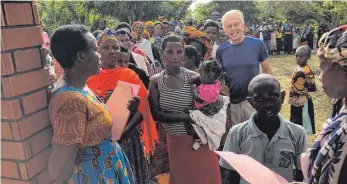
[
  {"xmin": 96, "ymin": 31, "xmax": 119, "ymax": 48},
  {"xmin": 144, "ymin": 21, "xmax": 154, "ymax": 28},
  {"xmin": 184, "ymin": 26, "xmax": 197, "ymax": 33},
  {"xmin": 184, "ymin": 30, "xmax": 213, "ymax": 60},
  {"xmin": 318, "ymin": 24, "xmax": 347, "ymax": 66}
]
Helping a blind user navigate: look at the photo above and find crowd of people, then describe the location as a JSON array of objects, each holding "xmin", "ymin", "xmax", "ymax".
[
  {"xmin": 246, "ymin": 21, "xmax": 330, "ymax": 55},
  {"xmin": 41, "ymin": 8, "xmax": 347, "ymax": 184}
]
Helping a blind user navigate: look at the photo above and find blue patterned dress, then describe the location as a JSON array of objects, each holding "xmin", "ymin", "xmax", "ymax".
[{"xmin": 49, "ymin": 86, "xmax": 135, "ymax": 184}]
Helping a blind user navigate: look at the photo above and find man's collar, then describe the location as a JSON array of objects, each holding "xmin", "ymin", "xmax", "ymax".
[{"xmin": 248, "ymin": 113, "xmax": 288, "ymax": 139}]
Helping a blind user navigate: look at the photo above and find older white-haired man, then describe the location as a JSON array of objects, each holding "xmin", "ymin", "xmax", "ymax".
[
  {"xmin": 217, "ymin": 10, "xmax": 272, "ymax": 181},
  {"xmin": 217, "ymin": 9, "xmax": 272, "ymax": 127},
  {"xmin": 218, "ymin": 9, "xmax": 274, "ymax": 183}
]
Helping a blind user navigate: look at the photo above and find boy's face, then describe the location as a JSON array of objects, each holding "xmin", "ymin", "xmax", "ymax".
[
  {"xmin": 116, "ymin": 51, "xmax": 130, "ymax": 68},
  {"xmin": 295, "ymin": 47, "xmax": 310, "ymax": 66},
  {"xmin": 205, "ymin": 26, "xmax": 218, "ymax": 42},
  {"xmin": 248, "ymin": 82, "xmax": 284, "ymax": 118}
]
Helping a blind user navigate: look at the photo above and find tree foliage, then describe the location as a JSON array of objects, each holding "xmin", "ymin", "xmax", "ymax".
[
  {"xmin": 189, "ymin": 1, "xmax": 259, "ymax": 23},
  {"xmin": 255, "ymin": 0, "xmax": 347, "ymax": 28},
  {"xmin": 37, "ymin": 0, "xmax": 192, "ymax": 34},
  {"xmin": 37, "ymin": 0, "xmax": 346, "ymax": 34},
  {"xmin": 91, "ymin": 1, "xmax": 191, "ymax": 22}
]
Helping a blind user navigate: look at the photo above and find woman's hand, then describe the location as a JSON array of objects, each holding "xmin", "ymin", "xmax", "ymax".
[
  {"xmin": 127, "ymin": 96, "xmax": 140, "ymax": 113},
  {"xmin": 190, "ymin": 75, "xmax": 200, "ymax": 85}
]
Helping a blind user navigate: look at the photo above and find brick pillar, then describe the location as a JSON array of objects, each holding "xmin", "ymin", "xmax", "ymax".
[{"xmin": 1, "ymin": 2, "xmax": 53, "ymax": 184}]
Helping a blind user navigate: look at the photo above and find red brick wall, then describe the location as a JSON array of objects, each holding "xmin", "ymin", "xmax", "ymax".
[{"xmin": 1, "ymin": 2, "xmax": 53, "ymax": 184}]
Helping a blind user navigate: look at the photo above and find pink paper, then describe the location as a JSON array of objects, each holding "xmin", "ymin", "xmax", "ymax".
[
  {"xmin": 215, "ymin": 151, "xmax": 289, "ymax": 184},
  {"xmin": 106, "ymin": 82, "xmax": 133, "ymax": 140},
  {"xmin": 118, "ymin": 80, "xmax": 140, "ymax": 97}
]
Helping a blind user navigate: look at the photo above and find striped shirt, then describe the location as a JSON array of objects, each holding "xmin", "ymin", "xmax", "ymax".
[{"xmin": 158, "ymin": 68, "xmax": 194, "ymax": 135}]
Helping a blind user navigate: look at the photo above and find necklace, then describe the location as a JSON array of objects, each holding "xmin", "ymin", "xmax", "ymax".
[{"xmin": 136, "ymin": 38, "xmax": 143, "ymax": 43}]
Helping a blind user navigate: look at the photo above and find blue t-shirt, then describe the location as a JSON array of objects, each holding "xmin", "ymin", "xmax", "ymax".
[{"xmin": 216, "ymin": 37, "xmax": 268, "ymax": 104}]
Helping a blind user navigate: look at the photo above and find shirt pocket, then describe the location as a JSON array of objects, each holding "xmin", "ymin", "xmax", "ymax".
[{"xmin": 274, "ymin": 142, "xmax": 296, "ymax": 169}]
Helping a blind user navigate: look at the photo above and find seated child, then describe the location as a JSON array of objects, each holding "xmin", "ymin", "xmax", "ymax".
[
  {"xmin": 191, "ymin": 59, "xmax": 225, "ymax": 150},
  {"xmin": 289, "ymin": 45, "xmax": 316, "ymax": 135},
  {"xmin": 220, "ymin": 74, "xmax": 307, "ymax": 184}
]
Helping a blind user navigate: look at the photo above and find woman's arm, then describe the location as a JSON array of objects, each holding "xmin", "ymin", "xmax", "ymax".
[
  {"xmin": 148, "ymin": 75, "xmax": 191, "ymax": 124},
  {"xmin": 48, "ymin": 143, "xmax": 79, "ymax": 181},
  {"xmin": 121, "ymin": 111, "xmax": 143, "ymax": 140}
]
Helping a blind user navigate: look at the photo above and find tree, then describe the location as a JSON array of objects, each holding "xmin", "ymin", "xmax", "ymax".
[
  {"xmin": 37, "ymin": 1, "xmax": 105, "ymax": 34},
  {"xmin": 255, "ymin": 0, "xmax": 347, "ymax": 28},
  {"xmin": 189, "ymin": 1, "xmax": 259, "ymax": 23},
  {"xmin": 37, "ymin": 1, "xmax": 192, "ymax": 34},
  {"xmin": 91, "ymin": 1, "xmax": 191, "ymax": 22}
]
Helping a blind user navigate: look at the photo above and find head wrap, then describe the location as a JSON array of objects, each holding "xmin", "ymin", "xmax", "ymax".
[
  {"xmin": 142, "ymin": 30, "xmax": 150, "ymax": 39},
  {"xmin": 318, "ymin": 24, "xmax": 347, "ymax": 66},
  {"xmin": 154, "ymin": 21, "xmax": 163, "ymax": 28},
  {"xmin": 184, "ymin": 30, "xmax": 213, "ymax": 60},
  {"xmin": 144, "ymin": 21, "xmax": 154, "ymax": 28},
  {"xmin": 184, "ymin": 26, "xmax": 197, "ymax": 33},
  {"xmin": 132, "ymin": 21, "xmax": 144, "ymax": 29},
  {"xmin": 96, "ymin": 31, "xmax": 119, "ymax": 47},
  {"xmin": 132, "ymin": 21, "xmax": 145, "ymax": 38}
]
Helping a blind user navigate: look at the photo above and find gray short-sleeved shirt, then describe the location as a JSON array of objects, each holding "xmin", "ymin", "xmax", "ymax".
[{"xmin": 219, "ymin": 113, "xmax": 307, "ymax": 184}]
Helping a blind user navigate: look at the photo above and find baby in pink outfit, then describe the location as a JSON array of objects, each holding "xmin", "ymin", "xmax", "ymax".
[{"xmin": 191, "ymin": 59, "xmax": 223, "ymax": 150}]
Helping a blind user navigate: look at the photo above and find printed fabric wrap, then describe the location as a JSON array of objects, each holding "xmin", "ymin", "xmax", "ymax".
[{"xmin": 318, "ymin": 24, "xmax": 347, "ymax": 66}]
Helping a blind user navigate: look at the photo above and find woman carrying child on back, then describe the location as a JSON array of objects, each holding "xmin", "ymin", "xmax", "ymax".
[
  {"xmin": 190, "ymin": 59, "xmax": 229, "ymax": 151},
  {"xmin": 289, "ymin": 45, "xmax": 316, "ymax": 135}
]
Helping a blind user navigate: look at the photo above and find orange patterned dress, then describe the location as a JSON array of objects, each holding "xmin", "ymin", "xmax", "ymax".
[{"xmin": 49, "ymin": 86, "xmax": 135, "ymax": 184}]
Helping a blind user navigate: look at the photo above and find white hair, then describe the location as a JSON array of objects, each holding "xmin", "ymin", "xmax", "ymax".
[{"xmin": 221, "ymin": 10, "xmax": 245, "ymax": 24}]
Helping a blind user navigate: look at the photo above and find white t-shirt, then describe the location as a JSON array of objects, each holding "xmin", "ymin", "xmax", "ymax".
[
  {"xmin": 135, "ymin": 39, "xmax": 155, "ymax": 64},
  {"xmin": 212, "ymin": 42, "xmax": 219, "ymax": 59}
]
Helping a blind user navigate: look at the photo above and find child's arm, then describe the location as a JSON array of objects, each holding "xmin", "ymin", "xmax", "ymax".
[{"xmin": 192, "ymin": 85, "xmax": 205, "ymax": 104}]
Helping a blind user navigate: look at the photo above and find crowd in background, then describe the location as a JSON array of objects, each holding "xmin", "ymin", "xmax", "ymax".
[{"xmin": 40, "ymin": 7, "xmax": 347, "ymax": 184}]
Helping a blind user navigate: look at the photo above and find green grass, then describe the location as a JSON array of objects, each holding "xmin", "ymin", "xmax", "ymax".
[{"xmin": 269, "ymin": 53, "xmax": 331, "ymax": 144}]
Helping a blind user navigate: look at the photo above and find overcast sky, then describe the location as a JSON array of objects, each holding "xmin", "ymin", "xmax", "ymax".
[{"xmin": 189, "ymin": 0, "xmax": 212, "ymax": 11}]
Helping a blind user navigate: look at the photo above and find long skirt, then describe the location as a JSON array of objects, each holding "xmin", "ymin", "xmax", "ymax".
[
  {"xmin": 167, "ymin": 134, "xmax": 222, "ymax": 184},
  {"xmin": 119, "ymin": 127, "xmax": 150, "ymax": 184},
  {"xmin": 290, "ymin": 98, "xmax": 315, "ymax": 135},
  {"xmin": 72, "ymin": 139, "xmax": 135, "ymax": 184},
  {"xmin": 307, "ymin": 37, "xmax": 314, "ymax": 49},
  {"xmin": 276, "ymin": 38, "xmax": 282, "ymax": 54},
  {"xmin": 151, "ymin": 123, "xmax": 170, "ymax": 177},
  {"xmin": 284, "ymin": 34, "xmax": 293, "ymax": 54}
]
